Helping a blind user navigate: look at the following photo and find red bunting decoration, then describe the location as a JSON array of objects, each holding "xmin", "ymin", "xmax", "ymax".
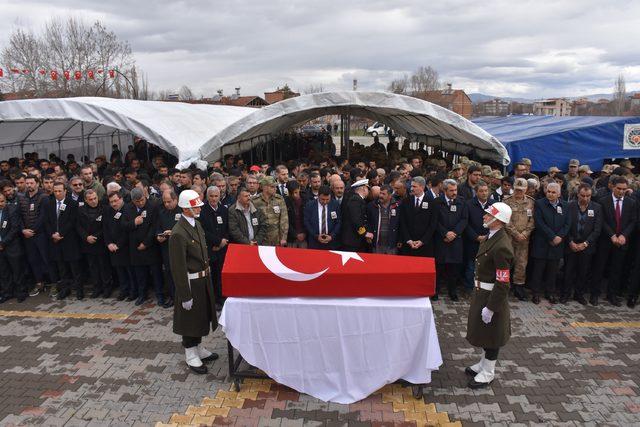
[
  {"xmin": 38, "ymin": 69, "xmax": 46, "ymax": 75},
  {"xmin": 22, "ymin": 69, "xmax": 30, "ymax": 74},
  {"xmin": 63, "ymin": 70, "xmax": 70, "ymax": 80},
  {"xmin": 109, "ymin": 69, "xmax": 115, "ymax": 78},
  {"xmin": 97, "ymin": 69, "xmax": 104, "ymax": 74},
  {"xmin": 87, "ymin": 70, "xmax": 94, "ymax": 79},
  {"xmin": 0, "ymin": 68, "xmax": 3, "ymax": 78},
  {"xmin": 11, "ymin": 68, "xmax": 20, "ymax": 74},
  {"xmin": 74, "ymin": 71, "xmax": 82, "ymax": 80},
  {"xmin": 50, "ymin": 70, "xmax": 58, "ymax": 81}
]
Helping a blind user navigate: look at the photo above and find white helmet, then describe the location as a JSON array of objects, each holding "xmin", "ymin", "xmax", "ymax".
[
  {"xmin": 178, "ymin": 189, "xmax": 204, "ymax": 209},
  {"xmin": 484, "ymin": 202, "xmax": 512, "ymax": 224}
]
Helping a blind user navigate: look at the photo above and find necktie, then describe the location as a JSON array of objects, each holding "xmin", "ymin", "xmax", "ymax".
[
  {"xmin": 415, "ymin": 197, "xmax": 420, "ymax": 208},
  {"xmin": 321, "ymin": 204, "xmax": 327, "ymax": 235},
  {"xmin": 615, "ymin": 199, "xmax": 621, "ymax": 234}
]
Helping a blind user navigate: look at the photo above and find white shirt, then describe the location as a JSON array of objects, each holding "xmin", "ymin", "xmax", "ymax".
[
  {"xmin": 182, "ymin": 214, "xmax": 196, "ymax": 227},
  {"xmin": 488, "ymin": 228, "xmax": 499, "ymax": 239},
  {"xmin": 429, "ymin": 189, "xmax": 438, "ymax": 199},
  {"xmin": 317, "ymin": 202, "xmax": 328, "ymax": 234},
  {"xmin": 414, "ymin": 193, "xmax": 424, "ymax": 207},
  {"xmin": 444, "ymin": 196, "xmax": 454, "ymax": 206}
]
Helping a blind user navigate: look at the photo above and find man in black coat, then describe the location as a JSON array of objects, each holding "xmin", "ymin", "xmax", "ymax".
[
  {"xmin": 0, "ymin": 192, "xmax": 25, "ymax": 303},
  {"xmin": 199, "ymin": 185, "xmax": 229, "ymax": 309},
  {"xmin": 561, "ymin": 184, "xmax": 602, "ymax": 305},
  {"xmin": 458, "ymin": 165, "xmax": 482, "ymax": 200},
  {"xmin": 103, "ymin": 192, "xmax": 135, "ymax": 301},
  {"xmin": 463, "ymin": 181, "xmax": 494, "ymax": 292},
  {"xmin": 434, "ymin": 179, "xmax": 468, "ymax": 301},
  {"xmin": 366, "ymin": 185, "xmax": 400, "ymax": 254},
  {"xmin": 304, "ymin": 186, "xmax": 342, "ymax": 250},
  {"xmin": 76, "ymin": 189, "xmax": 112, "ymax": 298},
  {"xmin": 339, "ymin": 180, "xmax": 372, "ymax": 252},
  {"xmin": 44, "ymin": 182, "xmax": 83, "ymax": 300},
  {"xmin": 398, "ymin": 176, "xmax": 437, "ymax": 257},
  {"xmin": 591, "ymin": 176, "xmax": 637, "ymax": 306},
  {"xmin": 156, "ymin": 189, "xmax": 182, "ymax": 308},
  {"xmin": 124, "ymin": 188, "xmax": 164, "ymax": 306},
  {"xmin": 529, "ymin": 182, "xmax": 571, "ymax": 304}
]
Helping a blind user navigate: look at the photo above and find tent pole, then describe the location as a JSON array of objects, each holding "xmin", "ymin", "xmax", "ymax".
[{"xmin": 81, "ymin": 122, "xmax": 85, "ymax": 164}]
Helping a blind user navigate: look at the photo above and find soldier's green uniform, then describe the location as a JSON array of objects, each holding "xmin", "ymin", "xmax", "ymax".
[
  {"xmin": 504, "ymin": 194, "xmax": 535, "ymax": 289},
  {"xmin": 252, "ymin": 177, "xmax": 289, "ymax": 246}
]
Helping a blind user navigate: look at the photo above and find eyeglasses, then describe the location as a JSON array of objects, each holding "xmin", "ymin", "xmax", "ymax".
[{"xmin": 72, "ymin": 183, "xmax": 83, "ymax": 187}]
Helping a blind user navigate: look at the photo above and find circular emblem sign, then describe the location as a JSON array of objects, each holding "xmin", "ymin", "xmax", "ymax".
[{"xmin": 627, "ymin": 128, "xmax": 640, "ymax": 147}]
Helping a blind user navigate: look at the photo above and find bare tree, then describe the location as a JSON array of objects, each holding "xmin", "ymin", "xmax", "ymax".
[
  {"xmin": 388, "ymin": 66, "xmax": 440, "ymax": 96},
  {"xmin": 388, "ymin": 74, "xmax": 409, "ymax": 94},
  {"xmin": 178, "ymin": 85, "xmax": 194, "ymax": 101},
  {"xmin": 1, "ymin": 17, "xmax": 143, "ymax": 99},
  {"xmin": 613, "ymin": 74, "xmax": 626, "ymax": 116},
  {"xmin": 303, "ymin": 84, "xmax": 325, "ymax": 94}
]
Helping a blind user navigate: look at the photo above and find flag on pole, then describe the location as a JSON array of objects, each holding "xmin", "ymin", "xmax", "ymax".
[
  {"xmin": 87, "ymin": 70, "xmax": 95, "ymax": 79},
  {"xmin": 63, "ymin": 70, "xmax": 70, "ymax": 80},
  {"xmin": 50, "ymin": 70, "xmax": 58, "ymax": 81},
  {"xmin": 74, "ymin": 71, "xmax": 82, "ymax": 80},
  {"xmin": 108, "ymin": 69, "xmax": 115, "ymax": 78}
]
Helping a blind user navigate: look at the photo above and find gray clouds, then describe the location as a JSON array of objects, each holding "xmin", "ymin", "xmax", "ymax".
[{"xmin": 1, "ymin": 0, "xmax": 638, "ymax": 98}]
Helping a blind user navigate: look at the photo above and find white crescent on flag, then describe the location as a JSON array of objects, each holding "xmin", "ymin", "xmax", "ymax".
[{"xmin": 257, "ymin": 246, "xmax": 364, "ymax": 282}]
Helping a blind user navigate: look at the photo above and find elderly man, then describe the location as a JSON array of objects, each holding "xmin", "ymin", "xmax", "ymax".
[
  {"xmin": 228, "ymin": 188, "xmax": 267, "ymax": 245},
  {"xmin": 367, "ymin": 184, "xmax": 400, "ymax": 254},
  {"xmin": 124, "ymin": 188, "xmax": 164, "ymax": 306},
  {"xmin": 398, "ymin": 176, "xmax": 437, "ymax": 257},
  {"xmin": 169, "ymin": 189, "xmax": 218, "ymax": 375},
  {"xmin": 434, "ymin": 179, "xmax": 469, "ymax": 301},
  {"xmin": 77, "ymin": 189, "xmax": 112, "ymax": 298},
  {"xmin": 330, "ymin": 177, "xmax": 346, "ymax": 206},
  {"xmin": 529, "ymin": 182, "xmax": 570, "ymax": 304},
  {"xmin": 340, "ymin": 179, "xmax": 373, "ymax": 252},
  {"xmin": 200, "ymin": 186, "xmax": 229, "ymax": 310},
  {"xmin": 245, "ymin": 175, "xmax": 260, "ymax": 198},
  {"xmin": 252, "ymin": 177, "xmax": 289, "ymax": 247},
  {"xmin": 465, "ymin": 202, "xmax": 514, "ymax": 389},
  {"xmin": 156, "ymin": 189, "xmax": 182, "ymax": 308}
]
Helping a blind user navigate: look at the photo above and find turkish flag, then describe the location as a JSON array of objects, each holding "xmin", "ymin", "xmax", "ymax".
[
  {"xmin": 63, "ymin": 70, "xmax": 70, "ymax": 80},
  {"xmin": 87, "ymin": 70, "xmax": 94, "ymax": 79},
  {"xmin": 222, "ymin": 244, "xmax": 436, "ymax": 297},
  {"xmin": 0, "ymin": 68, "xmax": 3, "ymax": 78},
  {"xmin": 74, "ymin": 71, "xmax": 82, "ymax": 80},
  {"xmin": 50, "ymin": 70, "xmax": 58, "ymax": 81},
  {"xmin": 38, "ymin": 69, "xmax": 46, "ymax": 75},
  {"xmin": 10, "ymin": 68, "xmax": 20, "ymax": 74},
  {"xmin": 108, "ymin": 69, "xmax": 115, "ymax": 78}
]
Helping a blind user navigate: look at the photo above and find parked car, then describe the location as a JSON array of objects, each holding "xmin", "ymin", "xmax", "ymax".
[{"xmin": 366, "ymin": 122, "xmax": 389, "ymax": 137}]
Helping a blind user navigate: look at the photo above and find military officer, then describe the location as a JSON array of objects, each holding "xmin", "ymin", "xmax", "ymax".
[
  {"xmin": 252, "ymin": 176, "xmax": 289, "ymax": 246},
  {"xmin": 566, "ymin": 159, "xmax": 581, "ymax": 195},
  {"xmin": 340, "ymin": 179, "xmax": 373, "ymax": 252},
  {"xmin": 503, "ymin": 178, "xmax": 535, "ymax": 301},
  {"xmin": 169, "ymin": 189, "xmax": 218, "ymax": 375},
  {"xmin": 465, "ymin": 202, "xmax": 514, "ymax": 389}
]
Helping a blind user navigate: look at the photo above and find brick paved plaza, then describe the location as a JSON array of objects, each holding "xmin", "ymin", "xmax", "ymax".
[{"xmin": 1, "ymin": 293, "xmax": 639, "ymax": 426}]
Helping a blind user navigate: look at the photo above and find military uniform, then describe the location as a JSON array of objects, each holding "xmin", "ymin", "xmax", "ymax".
[
  {"xmin": 340, "ymin": 192, "xmax": 369, "ymax": 252},
  {"xmin": 504, "ymin": 195, "xmax": 535, "ymax": 287},
  {"xmin": 252, "ymin": 193, "xmax": 288, "ymax": 246}
]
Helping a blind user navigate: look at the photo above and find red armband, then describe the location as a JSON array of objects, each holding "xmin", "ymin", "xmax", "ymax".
[{"xmin": 496, "ymin": 269, "xmax": 510, "ymax": 283}]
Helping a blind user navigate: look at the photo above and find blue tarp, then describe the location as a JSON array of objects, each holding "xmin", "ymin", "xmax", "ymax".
[{"xmin": 473, "ymin": 115, "xmax": 640, "ymax": 172}]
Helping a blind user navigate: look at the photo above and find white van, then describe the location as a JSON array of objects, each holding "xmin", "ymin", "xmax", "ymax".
[{"xmin": 366, "ymin": 122, "xmax": 388, "ymax": 137}]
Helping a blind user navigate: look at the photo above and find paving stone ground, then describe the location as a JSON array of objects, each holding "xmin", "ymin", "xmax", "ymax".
[{"xmin": 0, "ymin": 291, "xmax": 639, "ymax": 426}]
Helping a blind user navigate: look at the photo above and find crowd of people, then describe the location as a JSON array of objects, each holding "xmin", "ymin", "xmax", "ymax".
[{"xmin": 1, "ymin": 136, "xmax": 639, "ymax": 311}]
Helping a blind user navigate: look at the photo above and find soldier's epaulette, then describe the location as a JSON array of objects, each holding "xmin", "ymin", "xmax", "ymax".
[
  {"xmin": 273, "ymin": 193, "xmax": 284, "ymax": 200},
  {"xmin": 357, "ymin": 226, "xmax": 366, "ymax": 235},
  {"xmin": 503, "ymin": 194, "xmax": 513, "ymax": 201}
]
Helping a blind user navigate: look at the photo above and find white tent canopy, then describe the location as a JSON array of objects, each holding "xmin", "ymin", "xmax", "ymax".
[
  {"xmin": 199, "ymin": 91, "xmax": 510, "ymax": 165},
  {"xmin": 0, "ymin": 97, "xmax": 255, "ymax": 166}
]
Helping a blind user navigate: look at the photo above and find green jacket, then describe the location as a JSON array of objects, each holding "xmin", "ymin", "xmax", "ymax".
[
  {"xmin": 86, "ymin": 178, "xmax": 106, "ymax": 200},
  {"xmin": 169, "ymin": 216, "xmax": 217, "ymax": 337},
  {"xmin": 228, "ymin": 202, "xmax": 268, "ymax": 245},
  {"xmin": 252, "ymin": 193, "xmax": 289, "ymax": 246},
  {"xmin": 466, "ymin": 227, "xmax": 514, "ymax": 349}
]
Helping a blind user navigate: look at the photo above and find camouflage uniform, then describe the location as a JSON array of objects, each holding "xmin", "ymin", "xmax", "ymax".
[
  {"xmin": 567, "ymin": 176, "xmax": 581, "ymax": 196},
  {"xmin": 504, "ymin": 195, "xmax": 535, "ymax": 285},
  {"xmin": 252, "ymin": 193, "xmax": 289, "ymax": 246}
]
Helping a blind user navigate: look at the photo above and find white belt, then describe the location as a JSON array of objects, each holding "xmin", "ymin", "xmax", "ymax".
[
  {"xmin": 475, "ymin": 280, "xmax": 494, "ymax": 291},
  {"xmin": 187, "ymin": 267, "xmax": 210, "ymax": 280}
]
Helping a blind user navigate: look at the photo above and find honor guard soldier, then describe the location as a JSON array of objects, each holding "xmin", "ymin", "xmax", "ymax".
[
  {"xmin": 340, "ymin": 179, "xmax": 373, "ymax": 252},
  {"xmin": 465, "ymin": 202, "xmax": 514, "ymax": 389},
  {"xmin": 503, "ymin": 178, "xmax": 535, "ymax": 301},
  {"xmin": 169, "ymin": 189, "xmax": 218, "ymax": 375}
]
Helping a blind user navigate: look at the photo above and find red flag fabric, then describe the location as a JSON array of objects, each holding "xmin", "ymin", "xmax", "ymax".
[
  {"xmin": 0, "ymin": 68, "xmax": 3, "ymax": 78},
  {"xmin": 22, "ymin": 69, "xmax": 30, "ymax": 74},
  {"xmin": 222, "ymin": 244, "xmax": 436, "ymax": 297},
  {"xmin": 108, "ymin": 69, "xmax": 115, "ymax": 78},
  {"xmin": 74, "ymin": 71, "xmax": 82, "ymax": 80},
  {"xmin": 10, "ymin": 68, "xmax": 20, "ymax": 74},
  {"xmin": 50, "ymin": 70, "xmax": 58, "ymax": 81},
  {"xmin": 97, "ymin": 69, "xmax": 104, "ymax": 74},
  {"xmin": 63, "ymin": 70, "xmax": 70, "ymax": 80},
  {"xmin": 38, "ymin": 69, "xmax": 46, "ymax": 75},
  {"xmin": 87, "ymin": 70, "xmax": 94, "ymax": 79}
]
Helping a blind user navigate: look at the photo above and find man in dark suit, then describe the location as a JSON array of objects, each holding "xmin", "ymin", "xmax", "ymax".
[
  {"xmin": 124, "ymin": 187, "xmax": 164, "ymax": 306},
  {"xmin": 591, "ymin": 176, "xmax": 637, "ymax": 306},
  {"xmin": 200, "ymin": 185, "xmax": 229, "ymax": 310},
  {"xmin": 304, "ymin": 185, "xmax": 341, "ymax": 250},
  {"xmin": 76, "ymin": 189, "xmax": 112, "ymax": 298},
  {"xmin": 561, "ymin": 184, "xmax": 602, "ymax": 305},
  {"xmin": 463, "ymin": 181, "xmax": 494, "ymax": 292},
  {"xmin": 398, "ymin": 176, "xmax": 437, "ymax": 257},
  {"xmin": 458, "ymin": 165, "xmax": 482, "ymax": 200},
  {"xmin": 424, "ymin": 174, "xmax": 444, "ymax": 202},
  {"xmin": 44, "ymin": 182, "xmax": 83, "ymax": 300},
  {"xmin": 0, "ymin": 192, "xmax": 25, "ymax": 303},
  {"xmin": 339, "ymin": 179, "xmax": 372, "ymax": 252},
  {"xmin": 367, "ymin": 185, "xmax": 400, "ymax": 254},
  {"xmin": 529, "ymin": 182, "xmax": 571, "ymax": 304},
  {"xmin": 434, "ymin": 179, "xmax": 469, "ymax": 301},
  {"xmin": 156, "ymin": 189, "xmax": 182, "ymax": 308},
  {"xmin": 104, "ymin": 191, "xmax": 135, "ymax": 301}
]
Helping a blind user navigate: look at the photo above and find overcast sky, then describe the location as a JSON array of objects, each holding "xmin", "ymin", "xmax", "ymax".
[{"xmin": 1, "ymin": 0, "xmax": 639, "ymax": 99}]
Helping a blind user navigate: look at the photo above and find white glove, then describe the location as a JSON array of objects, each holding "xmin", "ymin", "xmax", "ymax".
[
  {"xmin": 182, "ymin": 299, "xmax": 193, "ymax": 311},
  {"xmin": 481, "ymin": 307, "xmax": 494, "ymax": 324}
]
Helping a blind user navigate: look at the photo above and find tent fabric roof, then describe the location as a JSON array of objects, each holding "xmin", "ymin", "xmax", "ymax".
[
  {"xmin": 0, "ymin": 97, "xmax": 255, "ymax": 165},
  {"xmin": 199, "ymin": 91, "xmax": 510, "ymax": 165},
  {"xmin": 473, "ymin": 115, "xmax": 640, "ymax": 171}
]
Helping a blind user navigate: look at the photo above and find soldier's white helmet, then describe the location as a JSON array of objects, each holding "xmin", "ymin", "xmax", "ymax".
[
  {"xmin": 484, "ymin": 202, "xmax": 512, "ymax": 224},
  {"xmin": 178, "ymin": 189, "xmax": 204, "ymax": 209}
]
